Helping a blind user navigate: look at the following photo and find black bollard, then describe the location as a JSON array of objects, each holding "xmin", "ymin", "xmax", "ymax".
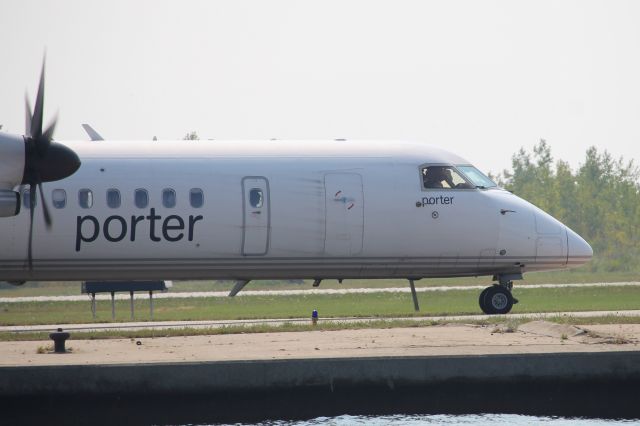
[{"xmin": 49, "ymin": 328, "xmax": 70, "ymax": 353}]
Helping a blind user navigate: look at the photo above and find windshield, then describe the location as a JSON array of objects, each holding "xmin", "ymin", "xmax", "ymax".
[
  {"xmin": 422, "ymin": 165, "xmax": 474, "ymax": 189},
  {"xmin": 457, "ymin": 165, "xmax": 497, "ymax": 188}
]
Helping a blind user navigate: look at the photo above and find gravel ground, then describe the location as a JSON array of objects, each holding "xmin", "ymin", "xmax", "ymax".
[{"xmin": 2, "ymin": 321, "xmax": 638, "ymax": 367}]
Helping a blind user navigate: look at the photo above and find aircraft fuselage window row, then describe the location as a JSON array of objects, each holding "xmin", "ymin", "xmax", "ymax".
[{"xmin": 22, "ymin": 188, "xmax": 205, "ymax": 210}]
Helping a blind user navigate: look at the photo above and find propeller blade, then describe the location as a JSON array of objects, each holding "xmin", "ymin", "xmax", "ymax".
[
  {"xmin": 27, "ymin": 185, "xmax": 36, "ymax": 270},
  {"xmin": 25, "ymin": 95, "xmax": 32, "ymax": 137},
  {"xmin": 42, "ymin": 114, "xmax": 57, "ymax": 143},
  {"xmin": 37, "ymin": 182, "xmax": 52, "ymax": 228},
  {"xmin": 20, "ymin": 55, "xmax": 82, "ymax": 272},
  {"xmin": 30, "ymin": 59, "xmax": 46, "ymax": 139}
]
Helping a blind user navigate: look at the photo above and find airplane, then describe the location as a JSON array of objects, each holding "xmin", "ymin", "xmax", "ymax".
[{"xmin": 0, "ymin": 62, "xmax": 592, "ymax": 315}]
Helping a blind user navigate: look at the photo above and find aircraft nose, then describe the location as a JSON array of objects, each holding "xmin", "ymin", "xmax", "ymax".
[{"xmin": 566, "ymin": 226, "xmax": 593, "ymax": 267}]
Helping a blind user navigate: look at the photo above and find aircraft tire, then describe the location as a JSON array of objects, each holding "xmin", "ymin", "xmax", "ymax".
[
  {"xmin": 484, "ymin": 285, "xmax": 514, "ymax": 315},
  {"xmin": 478, "ymin": 287, "xmax": 493, "ymax": 314}
]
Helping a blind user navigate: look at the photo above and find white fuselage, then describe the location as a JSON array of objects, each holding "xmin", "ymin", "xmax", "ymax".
[{"xmin": 0, "ymin": 139, "xmax": 592, "ymax": 282}]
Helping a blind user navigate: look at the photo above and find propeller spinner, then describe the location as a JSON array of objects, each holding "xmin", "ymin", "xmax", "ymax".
[{"xmin": 22, "ymin": 59, "xmax": 81, "ymax": 269}]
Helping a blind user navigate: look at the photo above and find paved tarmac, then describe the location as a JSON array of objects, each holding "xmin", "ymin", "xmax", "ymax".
[{"xmin": 3, "ymin": 309, "xmax": 640, "ymax": 333}]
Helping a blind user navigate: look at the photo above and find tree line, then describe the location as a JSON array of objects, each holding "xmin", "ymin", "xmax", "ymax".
[{"xmin": 494, "ymin": 140, "xmax": 640, "ymax": 272}]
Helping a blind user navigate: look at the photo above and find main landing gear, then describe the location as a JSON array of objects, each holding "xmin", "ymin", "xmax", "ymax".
[{"xmin": 478, "ymin": 274, "xmax": 521, "ymax": 315}]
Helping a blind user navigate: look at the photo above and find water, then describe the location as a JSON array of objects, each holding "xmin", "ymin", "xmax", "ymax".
[{"xmin": 211, "ymin": 414, "xmax": 640, "ymax": 426}]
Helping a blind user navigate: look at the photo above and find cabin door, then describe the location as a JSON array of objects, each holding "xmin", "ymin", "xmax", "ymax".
[
  {"xmin": 242, "ymin": 177, "xmax": 270, "ymax": 255},
  {"xmin": 324, "ymin": 173, "xmax": 364, "ymax": 256}
]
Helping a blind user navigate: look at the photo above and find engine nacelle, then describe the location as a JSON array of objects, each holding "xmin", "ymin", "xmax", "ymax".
[
  {"xmin": 0, "ymin": 132, "xmax": 25, "ymax": 189},
  {"xmin": 0, "ymin": 189, "xmax": 20, "ymax": 217}
]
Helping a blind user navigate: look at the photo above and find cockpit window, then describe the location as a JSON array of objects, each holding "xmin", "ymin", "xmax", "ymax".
[
  {"xmin": 421, "ymin": 165, "xmax": 473, "ymax": 189},
  {"xmin": 457, "ymin": 165, "xmax": 497, "ymax": 188}
]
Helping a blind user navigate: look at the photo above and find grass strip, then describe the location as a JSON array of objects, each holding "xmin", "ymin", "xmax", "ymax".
[
  {"xmin": 0, "ymin": 269, "xmax": 636, "ymax": 297},
  {"xmin": 2, "ymin": 285, "xmax": 640, "ymax": 326}
]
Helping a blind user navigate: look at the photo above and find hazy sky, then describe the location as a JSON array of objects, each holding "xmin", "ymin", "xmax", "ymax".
[{"xmin": 1, "ymin": 0, "xmax": 639, "ymax": 174}]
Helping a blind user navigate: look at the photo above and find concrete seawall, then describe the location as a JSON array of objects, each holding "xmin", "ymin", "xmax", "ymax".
[
  {"xmin": 2, "ymin": 352, "xmax": 640, "ymax": 396},
  {"xmin": 3, "ymin": 352, "xmax": 640, "ymax": 424}
]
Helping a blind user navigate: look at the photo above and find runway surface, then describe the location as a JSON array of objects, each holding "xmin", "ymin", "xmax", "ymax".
[
  {"xmin": 3, "ymin": 309, "xmax": 640, "ymax": 333},
  {"xmin": 1, "ymin": 281, "xmax": 639, "ymax": 303}
]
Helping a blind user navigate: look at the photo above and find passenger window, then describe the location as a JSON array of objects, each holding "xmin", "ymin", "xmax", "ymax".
[
  {"xmin": 23, "ymin": 189, "xmax": 35, "ymax": 209},
  {"xmin": 106, "ymin": 189, "xmax": 121, "ymax": 208},
  {"xmin": 134, "ymin": 189, "xmax": 149, "ymax": 209},
  {"xmin": 162, "ymin": 188, "xmax": 176, "ymax": 208},
  {"xmin": 52, "ymin": 189, "xmax": 66, "ymax": 209},
  {"xmin": 421, "ymin": 166, "xmax": 473, "ymax": 190},
  {"xmin": 190, "ymin": 188, "xmax": 204, "ymax": 208},
  {"xmin": 249, "ymin": 189, "xmax": 263, "ymax": 208},
  {"xmin": 79, "ymin": 189, "xmax": 93, "ymax": 208}
]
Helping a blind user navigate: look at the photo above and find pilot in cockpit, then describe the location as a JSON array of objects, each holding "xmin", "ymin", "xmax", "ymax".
[
  {"xmin": 423, "ymin": 166, "xmax": 454, "ymax": 188},
  {"xmin": 423, "ymin": 166, "xmax": 475, "ymax": 189}
]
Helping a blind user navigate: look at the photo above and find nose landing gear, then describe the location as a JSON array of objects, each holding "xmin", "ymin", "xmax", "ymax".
[
  {"xmin": 478, "ymin": 274, "xmax": 521, "ymax": 315},
  {"xmin": 479, "ymin": 285, "xmax": 513, "ymax": 314}
]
